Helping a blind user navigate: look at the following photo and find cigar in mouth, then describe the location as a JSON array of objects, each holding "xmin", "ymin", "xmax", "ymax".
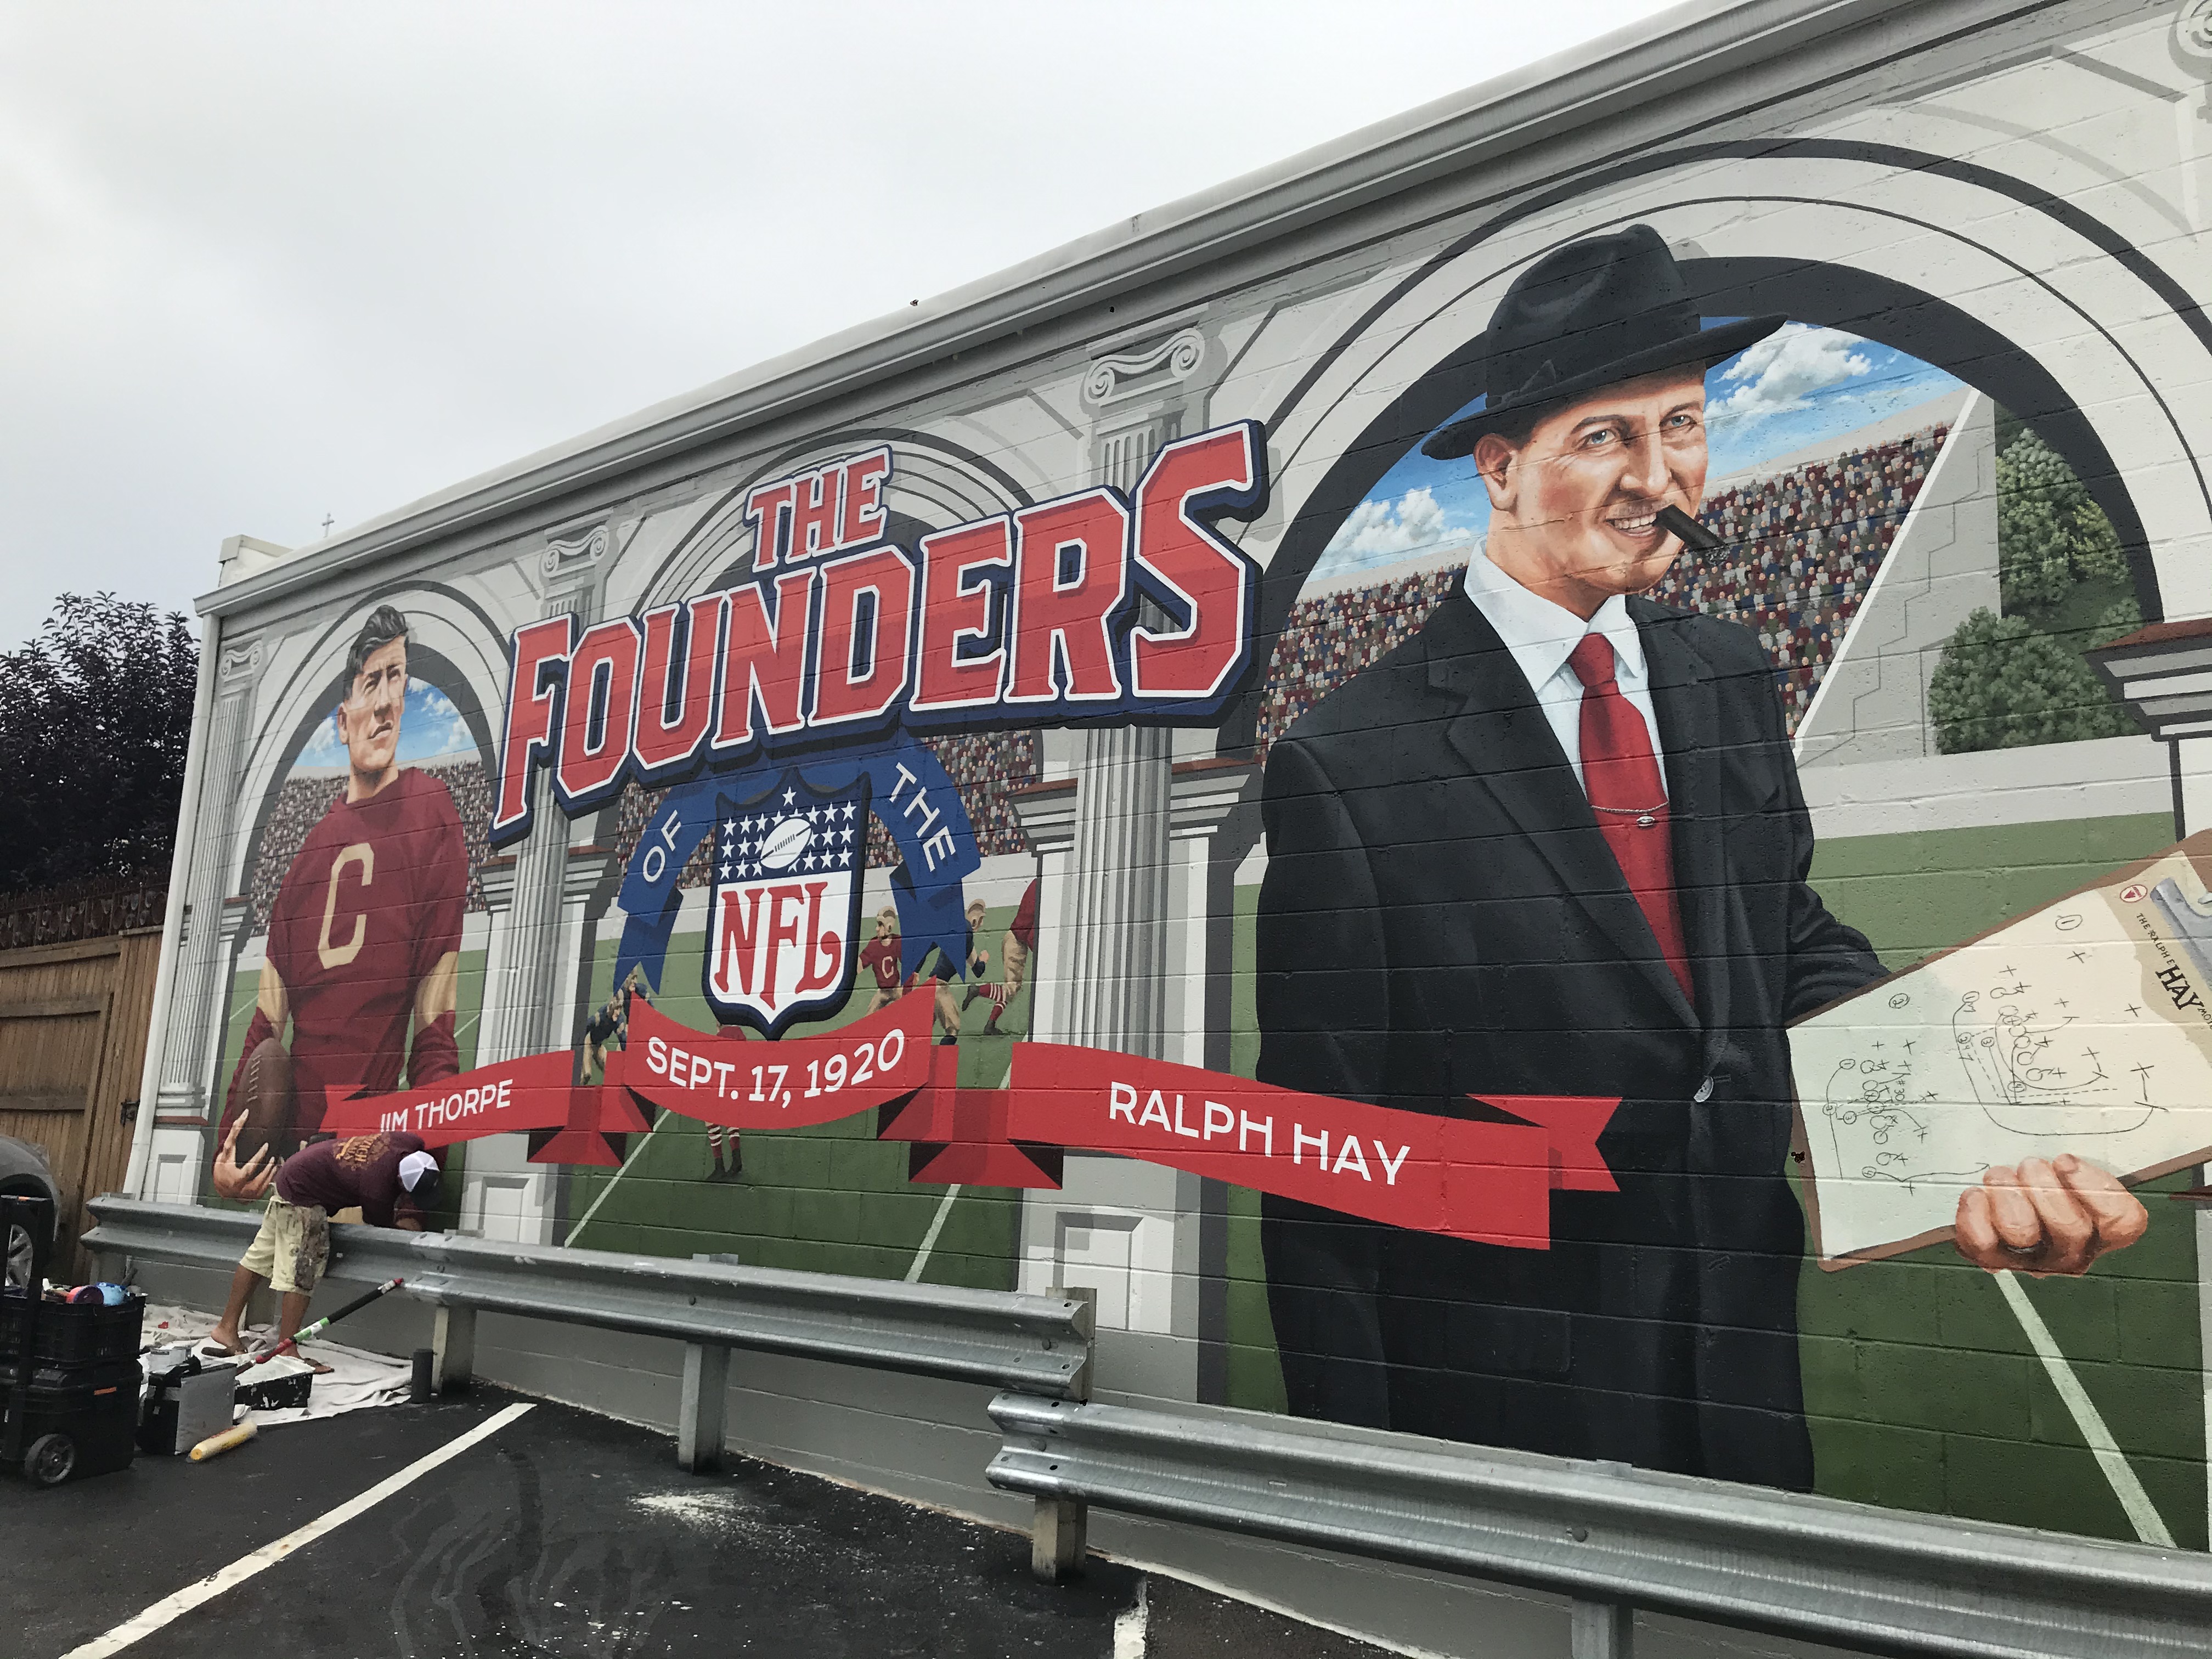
[{"xmin": 1655, "ymin": 504, "xmax": 1720, "ymax": 554}]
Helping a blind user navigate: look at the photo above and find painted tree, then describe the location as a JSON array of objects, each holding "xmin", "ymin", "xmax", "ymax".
[
  {"xmin": 1930, "ymin": 607, "xmax": 2133, "ymax": 752},
  {"xmin": 1934, "ymin": 427, "xmax": 2139, "ymax": 754},
  {"xmin": 0, "ymin": 594, "xmax": 199, "ymax": 891}
]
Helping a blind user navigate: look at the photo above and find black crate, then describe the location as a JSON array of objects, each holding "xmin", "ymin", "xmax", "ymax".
[
  {"xmin": 2, "ymin": 1356, "xmax": 140, "ymax": 1484},
  {"xmin": 0, "ymin": 1288, "xmax": 145, "ymax": 1364}
]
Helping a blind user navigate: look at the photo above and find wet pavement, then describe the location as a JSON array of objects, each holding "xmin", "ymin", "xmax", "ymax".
[{"xmin": 5, "ymin": 1385, "xmax": 1397, "ymax": 1658}]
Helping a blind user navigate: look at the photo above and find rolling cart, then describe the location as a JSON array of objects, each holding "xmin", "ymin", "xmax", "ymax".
[{"xmin": 2, "ymin": 1193, "xmax": 143, "ymax": 1488}]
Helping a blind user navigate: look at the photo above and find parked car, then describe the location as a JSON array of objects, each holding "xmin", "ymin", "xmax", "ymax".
[{"xmin": 1, "ymin": 1133, "xmax": 61, "ymax": 1288}]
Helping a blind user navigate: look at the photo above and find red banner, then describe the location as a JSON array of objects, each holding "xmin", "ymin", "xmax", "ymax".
[
  {"xmin": 614, "ymin": 989, "xmax": 935, "ymax": 1128},
  {"xmin": 358, "ymin": 1000, "xmax": 1618, "ymax": 1248},
  {"xmin": 1000, "ymin": 1045, "xmax": 1616, "ymax": 1249},
  {"xmin": 320, "ymin": 1049, "xmax": 578, "ymax": 1147}
]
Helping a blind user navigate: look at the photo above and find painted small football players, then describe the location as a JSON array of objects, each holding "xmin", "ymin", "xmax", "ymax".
[
  {"xmin": 962, "ymin": 895, "xmax": 1022, "ymax": 1036},
  {"xmin": 583, "ymin": 964, "xmax": 648, "ymax": 1086},
  {"xmin": 1001, "ymin": 878, "xmax": 1038, "ymax": 998},
  {"xmin": 859, "ymin": 906, "xmax": 902, "ymax": 1014},
  {"xmin": 212, "ymin": 605, "xmax": 468, "ymax": 1202}
]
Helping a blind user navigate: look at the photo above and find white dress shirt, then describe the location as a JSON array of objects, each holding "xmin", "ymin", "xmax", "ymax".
[{"xmin": 1461, "ymin": 544, "xmax": 1669, "ymax": 796}]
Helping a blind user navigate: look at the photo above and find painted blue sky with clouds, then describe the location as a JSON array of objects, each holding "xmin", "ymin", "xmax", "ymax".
[
  {"xmin": 1309, "ymin": 325, "xmax": 1964, "ymax": 586},
  {"xmin": 292, "ymin": 680, "xmax": 476, "ymax": 770}
]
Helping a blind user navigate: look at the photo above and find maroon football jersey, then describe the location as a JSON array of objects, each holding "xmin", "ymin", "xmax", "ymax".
[
  {"xmin": 224, "ymin": 768, "xmax": 466, "ymax": 1141},
  {"xmin": 859, "ymin": 934, "xmax": 901, "ymax": 990}
]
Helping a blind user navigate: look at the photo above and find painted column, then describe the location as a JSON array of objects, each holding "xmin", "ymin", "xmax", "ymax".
[
  {"xmin": 477, "ymin": 524, "xmax": 607, "ymax": 1065},
  {"xmin": 153, "ymin": 634, "xmax": 264, "ymax": 1121},
  {"xmin": 461, "ymin": 524, "xmax": 606, "ymax": 1243},
  {"xmin": 1017, "ymin": 316, "xmax": 1226, "ymax": 1404}
]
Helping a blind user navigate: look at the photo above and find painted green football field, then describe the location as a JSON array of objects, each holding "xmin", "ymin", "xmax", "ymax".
[{"xmin": 564, "ymin": 907, "xmax": 1032, "ymax": 1292}]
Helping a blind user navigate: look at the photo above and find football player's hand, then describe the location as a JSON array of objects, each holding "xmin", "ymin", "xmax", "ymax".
[
  {"xmin": 1955, "ymin": 1154, "xmax": 2147, "ymax": 1277},
  {"xmin": 212, "ymin": 1120, "xmax": 276, "ymax": 1203}
]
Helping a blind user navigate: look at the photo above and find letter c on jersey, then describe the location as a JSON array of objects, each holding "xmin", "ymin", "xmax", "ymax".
[{"xmin": 319, "ymin": 843, "xmax": 375, "ymax": 970}]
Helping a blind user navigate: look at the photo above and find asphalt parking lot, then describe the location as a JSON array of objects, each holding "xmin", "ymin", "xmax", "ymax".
[{"xmin": 4, "ymin": 1385, "xmax": 1397, "ymax": 1658}]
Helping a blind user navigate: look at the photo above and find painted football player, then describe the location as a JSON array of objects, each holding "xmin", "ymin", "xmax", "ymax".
[
  {"xmin": 212, "ymin": 605, "xmax": 469, "ymax": 1202},
  {"xmin": 859, "ymin": 907, "xmax": 903, "ymax": 1014}
]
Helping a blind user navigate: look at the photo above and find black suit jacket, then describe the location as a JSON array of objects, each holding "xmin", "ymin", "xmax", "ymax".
[{"xmin": 1255, "ymin": 589, "xmax": 1881, "ymax": 1489}]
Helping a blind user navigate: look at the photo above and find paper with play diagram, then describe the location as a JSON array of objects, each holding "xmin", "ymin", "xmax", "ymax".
[{"xmin": 1791, "ymin": 832, "xmax": 2212, "ymax": 1264}]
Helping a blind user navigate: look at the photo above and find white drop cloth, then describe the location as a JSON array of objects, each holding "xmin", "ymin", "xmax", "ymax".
[{"xmin": 139, "ymin": 1301, "xmax": 412, "ymax": 1426}]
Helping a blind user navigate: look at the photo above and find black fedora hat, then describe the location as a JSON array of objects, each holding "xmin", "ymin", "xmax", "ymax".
[{"xmin": 1421, "ymin": 225, "xmax": 1784, "ymax": 460}]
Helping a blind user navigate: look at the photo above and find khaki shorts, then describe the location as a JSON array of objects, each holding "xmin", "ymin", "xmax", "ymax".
[{"xmin": 239, "ymin": 1194, "xmax": 329, "ymax": 1294}]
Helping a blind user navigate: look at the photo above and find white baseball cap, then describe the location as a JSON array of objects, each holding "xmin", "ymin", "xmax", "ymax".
[{"xmin": 398, "ymin": 1150, "xmax": 441, "ymax": 1192}]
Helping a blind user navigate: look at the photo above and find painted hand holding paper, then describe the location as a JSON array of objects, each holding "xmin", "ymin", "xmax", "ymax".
[{"xmin": 1791, "ymin": 837, "xmax": 2212, "ymax": 1261}]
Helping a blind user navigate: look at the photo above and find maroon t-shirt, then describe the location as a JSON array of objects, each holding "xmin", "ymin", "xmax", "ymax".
[{"xmin": 275, "ymin": 1132, "xmax": 432, "ymax": 1228}]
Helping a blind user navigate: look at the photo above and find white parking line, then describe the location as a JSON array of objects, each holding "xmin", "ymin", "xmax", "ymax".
[
  {"xmin": 60, "ymin": 1401, "xmax": 535, "ymax": 1659},
  {"xmin": 1111, "ymin": 1575, "xmax": 1149, "ymax": 1658}
]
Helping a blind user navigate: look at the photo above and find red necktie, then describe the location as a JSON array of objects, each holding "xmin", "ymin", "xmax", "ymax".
[{"xmin": 1567, "ymin": 633, "xmax": 1692, "ymax": 1001}]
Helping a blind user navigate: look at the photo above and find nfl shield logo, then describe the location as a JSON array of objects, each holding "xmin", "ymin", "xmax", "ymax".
[{"xmin": 702, "ymin": 769, "xmax": 870, "ymax": 1037}]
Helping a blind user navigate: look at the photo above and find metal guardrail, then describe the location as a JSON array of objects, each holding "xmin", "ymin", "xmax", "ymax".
[
  {"xmin": 83, "ymin": 1197, "xmax": 1093, "ymax": 1450},
  {"xmin": 986, "ymin": 1391, "xmax": 2212, "ymax": 1659}
]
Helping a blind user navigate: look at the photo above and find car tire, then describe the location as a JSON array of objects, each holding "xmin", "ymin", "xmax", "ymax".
[
  {"xmin": 4, "ymin": 1222, "xmax": 30, "ymax": 1290},
  {"xmin": 1, "ymin": 1182, "xmax": 55, "ymax": 1289}
]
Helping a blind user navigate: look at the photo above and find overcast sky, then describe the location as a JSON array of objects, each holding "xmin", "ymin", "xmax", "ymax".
[{"xmin": 0, "ymin": 0, "xmax": 1684, "ymax": 648}]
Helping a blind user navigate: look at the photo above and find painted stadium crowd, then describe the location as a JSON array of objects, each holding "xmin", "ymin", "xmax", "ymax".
[
  {"xmin": 1650, "ymin": 423, "xmax": 1945, "ymax": 727},
  {"xmin": 247, "ymin": 757, "xmax": 493, "ymax": 929},
  {"xmin": 1255, "ymin": 422, "xmax": 1946, "ymax": 753},
  {"xmin": 1255, "ymin": 564, "xmax": 1469, "ymax": 757}
]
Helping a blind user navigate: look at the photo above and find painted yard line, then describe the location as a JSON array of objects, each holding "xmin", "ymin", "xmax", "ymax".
[
  {"xmin": 564, "ymin": 1113, "xmax": 667, "ymax": 1246},
  {"xmin": 59, "ymin": 1401, "xmax": 535, "ymax": 1659},
  {"xmin": 905, "ymin": 1183, "xmax": 964, "ymax": 1282},
  {"xmin": 1995, "ymin": 1270, "xmax": 2175, "ymax": 1548}
]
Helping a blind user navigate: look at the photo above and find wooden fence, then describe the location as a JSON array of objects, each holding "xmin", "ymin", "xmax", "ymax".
[{"xmin": 0, "ymin": 887, "xmax": 166, "ymax": 1278}]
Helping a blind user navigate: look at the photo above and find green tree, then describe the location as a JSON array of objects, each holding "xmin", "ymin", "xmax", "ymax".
[
  {"xmin": 1931, "ymin": 607, "xmax": 2134, "ymax": 753},
  {"xmin": 0, "ymin": 594, "xmax": 199, "ymax": 891},
  {"xmin": 1936, "ymin": 427, "xmax": 2141, "ymax": 752},
  {"xmin": 2091, "ymin": 595, "xmax": 2143, "ymax": 649},
  {"xmin": 2070, "ymin": 496, "xmax": 2130, "ymax": 586},
  {"xmin": 1995, "ymin": 427, "xmax": 2131, "ymax": 612}
]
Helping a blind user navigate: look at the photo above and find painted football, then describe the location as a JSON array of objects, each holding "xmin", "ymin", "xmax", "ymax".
[
  {"xmin": 757, "ymin": 815, "xmax": 814, "ymax": 871},
  {"xmin": 235, "ymin": 1034, "xmax": 296, "ymax": 1166}
]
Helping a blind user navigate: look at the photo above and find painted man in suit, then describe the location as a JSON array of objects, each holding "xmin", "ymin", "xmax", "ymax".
[{"xmin": 1256, "ymin": 225, "xmax": 2148, "ymax": 1491}]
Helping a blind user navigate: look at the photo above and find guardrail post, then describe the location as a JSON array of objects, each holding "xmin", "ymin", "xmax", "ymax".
[
  {"xmin": 679, "ymin": 1342, "xmax": 730, "ymax": 1471},
  {"xmin": 1030, "ymin": 1285, "xmax": 1096, "ymax": 1582},
  {"xmin": 432, "ymin": 1301, "xmax": 476, "ymax": 1392},
  {"xmin": 1570, "ymin": 1599, "xmax": 1633, "ymax": 1659},
  {"xmin": 679, "ymin": 1253, "xmax": 740, "ymax": 1471}
]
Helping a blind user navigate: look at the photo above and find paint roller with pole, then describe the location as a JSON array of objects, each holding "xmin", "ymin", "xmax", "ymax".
[{"xmin": 243, "ymin": 1277, "xmax": 405, "ymax": 1369}]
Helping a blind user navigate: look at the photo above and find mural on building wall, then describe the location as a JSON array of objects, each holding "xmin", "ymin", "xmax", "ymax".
[{"xmin": 172, "ymin": 0, "xmax": 2212, "ymax": 1553}]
